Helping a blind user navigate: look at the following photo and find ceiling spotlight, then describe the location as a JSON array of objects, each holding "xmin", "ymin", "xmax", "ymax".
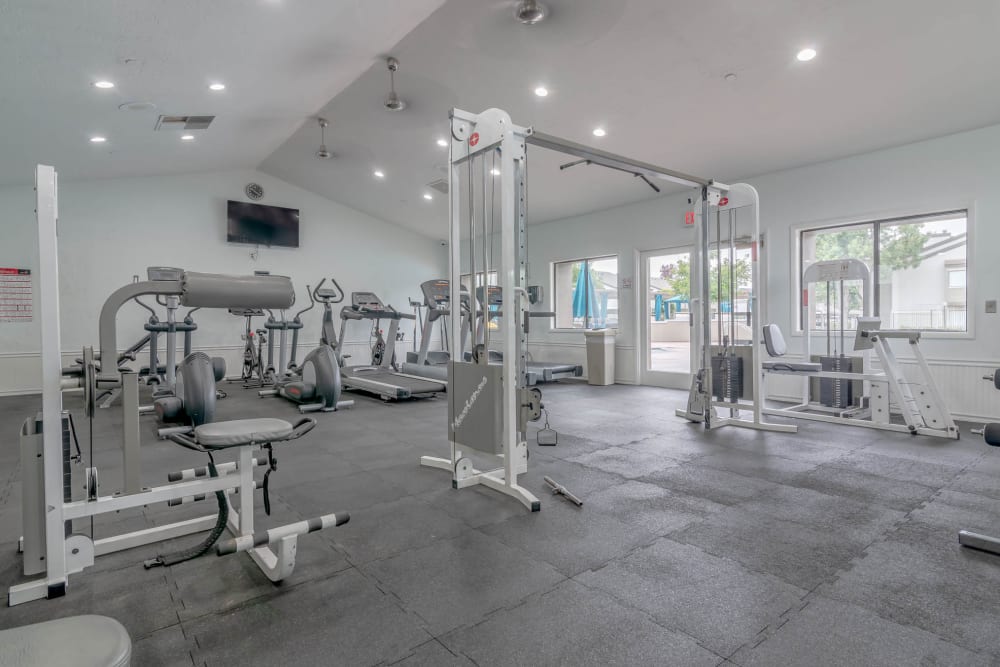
[
  {"xmin": 514, "ymin": 0, "xmax": 548, "ymax": 24},
  {"xmin": 436, "ymin": 138, "xmax": 448, "ymax": 147},
  {"xmin": 316, "ymin": 117, "xmax": 332, "ymax": 159},
  {"xmin": 490, "ymin": 168, "xmax": 501, "ymax": 176},
  {"xmin": 374, "ymin": 170, "xmax": 385, "ymax": 179},
  {"xmin": 181, "ymin": 134, "xmax": 195, "ymax": 141},
  {"xmin": 209, "ymin": 83, "xmax": 226, "ymax": 91},
  {"xmin": 89, "ymin": 136, "xmax": 106, "ymax": 143},
  {"xmin": 534, "ymin": 86, "xmax": 549, "ymax": 97},
  {"xmin": 592, "ymin": 127, "xmax": 606, "ymax": 137},
  {"xmin": 796, "ymin": 47, "xmax": 817, "ymax": 62},
  {"xmin": 93, "ymin": 80, "xmax": 115, "ymax": 89},
  {"xmin": 423, "ymin": 193, "xmax": 433, "ymax": 201},
  {"xmin": 384, "ymin": 57, "xmax": 406, "ymax": 111}
]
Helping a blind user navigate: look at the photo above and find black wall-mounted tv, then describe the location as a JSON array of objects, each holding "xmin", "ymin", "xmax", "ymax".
[{"xmin": 226, "ymin": 200, "xmax": 300, "ymax": 248}]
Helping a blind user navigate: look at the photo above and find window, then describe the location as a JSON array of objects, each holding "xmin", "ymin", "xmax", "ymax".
[
  {"xmin": 553, "ymin": 256, "xmax": 619, "ymax": 329},
  {"xmin": 799, "ymin": 210, "xmax": 968, "ymax": 332}
]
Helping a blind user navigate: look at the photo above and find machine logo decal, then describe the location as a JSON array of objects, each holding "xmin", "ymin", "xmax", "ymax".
[
  {"xmin": 452, "ymin": 376, "xmax": 488, "ymax": 430},
  {"xmin": 469, "ymin": 132, "xmax": 480, "ymax": 147}
]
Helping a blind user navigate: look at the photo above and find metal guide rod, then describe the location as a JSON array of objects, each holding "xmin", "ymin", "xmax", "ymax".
[{"xmin": 527, "ymin": 131, "xmax": 711, "ymax": 189}]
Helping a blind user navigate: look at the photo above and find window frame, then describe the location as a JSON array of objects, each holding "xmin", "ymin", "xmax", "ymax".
[
  {"xmin": 550, "ymin": 254, "xmax": 619, "ymax": 332},
  {"xmin": 791, "ymin": 203, "xmax": 975, "ymax": 340}
]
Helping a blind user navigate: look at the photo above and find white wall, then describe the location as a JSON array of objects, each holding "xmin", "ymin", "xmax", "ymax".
[
  {"xmin": 524, "ymin": 123, "xmax": 1000, "ymax": 419},
  {"xmin": 0, "ymin": 168, "xmax": 446, "ymax": 394}
]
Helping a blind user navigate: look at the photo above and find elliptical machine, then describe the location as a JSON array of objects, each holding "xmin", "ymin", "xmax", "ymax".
[{"xmin": 259, "ymin": 278, "xmax": 354, "ymax": 413}]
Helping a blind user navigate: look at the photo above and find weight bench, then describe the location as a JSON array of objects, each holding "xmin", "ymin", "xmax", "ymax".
[
  {"xmin": 0, "ymin": 615, "xmax": 131, "ymax": 666},
  {"xmin": 761, "ymin": 324, "xmax": 822, "ymax": 372},
  {"xmin": 146, "ymin": 417, "xmax": 349, "ymax": 581}
]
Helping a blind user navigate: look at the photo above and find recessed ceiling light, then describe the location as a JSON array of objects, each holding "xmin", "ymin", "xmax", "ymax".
[
  {"xmin": 374, "ymin": 170, "xmax": 385, "ymax": 179},
  {"xmin": 796, "ymin": 48, "xmax": 817, "ymax": 62},
  {"xmin": 490, "ymin": 168, "xmax": 501, "ymax": 176},
  {"xmin": 534, "ymin": 86, "xmax": 549, "ymax": 97},
  {"xmin": 209, "ymin": 83, "xmax": 226, "ymax": 91},
  {"xmin": 436, "ymin": 138, "xmax": 448, "ymax": 147},
  {"xmin": 423, "ymin": 193, "xmax": 433, "ymax": 200},
  {"xmin": 89, "ymin": 136, "xmax": 106, "ymax": 143},
  {"xmin": 181, "ymin": 134, "xmax": 195, "ymax": 141},
  {"xmin": 592, "ymin": 127, "xmax": 606, "ymax": 137},
  {"xmin": 93, "ymin": 80, "xmax": 115, "ymax": 89}
]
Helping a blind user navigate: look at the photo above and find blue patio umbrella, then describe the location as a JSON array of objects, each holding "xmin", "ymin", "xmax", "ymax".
[{"xmin": 572, "ymin": 265, "xmax": 599, "ymax": 324}]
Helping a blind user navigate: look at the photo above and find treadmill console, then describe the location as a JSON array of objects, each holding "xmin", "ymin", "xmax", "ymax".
[
  {"xmin": 421, "ymin": 280, "xmax": 451, "ymax": 307},
  {"xmin": 476, "ymin": 285, "xmax": 502, "ymax": 306},
  {"xmin": 352, "ymin": 292, "xmax": 385, "ymax": 310},
  {"xmin": 147, "ymin": 266, "xmax": 184, "ymax": 281}
]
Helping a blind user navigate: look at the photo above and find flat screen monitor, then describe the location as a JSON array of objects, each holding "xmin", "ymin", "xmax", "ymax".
[{"xmin": 226, "ymin": 200, "xmax": 299, "ymax": 248}]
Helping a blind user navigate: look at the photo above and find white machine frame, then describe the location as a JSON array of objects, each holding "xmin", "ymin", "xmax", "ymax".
[
  {"xmin": 421, "ymin": 107, "xmax": 730, "ymax": 509},
  {"xmin": 10, "ymin": 166, "xmax": 338, "ymax": 606},
  {"xmin": 676, "ymin": 186, "xmax": 798, "ymax": 433},
  {"xmin": 761, "ymin": 260, "xmax": 958, "ymax": 438}
]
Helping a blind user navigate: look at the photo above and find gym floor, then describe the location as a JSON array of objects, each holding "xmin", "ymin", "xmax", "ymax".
[{"xmin": 1, "ymin": 382, "xmax": 999, "ymax": 666}]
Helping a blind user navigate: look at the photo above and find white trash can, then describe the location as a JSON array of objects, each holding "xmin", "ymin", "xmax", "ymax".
[{"xmin": 584, "ymin": 329, "xmax": 616, "ymax": 386}]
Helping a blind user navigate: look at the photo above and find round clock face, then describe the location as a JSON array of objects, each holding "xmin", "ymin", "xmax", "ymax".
[{"xmin": 245, "ymin": 183, "xmax": 264, "ymax": 200}]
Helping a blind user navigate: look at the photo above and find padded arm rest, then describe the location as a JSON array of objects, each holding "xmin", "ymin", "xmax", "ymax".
[
  {"xmin": 289, "ymin": 417, "xmax": 317, "ymax": 440},
  {"xmin": 168, "ymin": 431, "xmax": 206, "ymax": 452}
]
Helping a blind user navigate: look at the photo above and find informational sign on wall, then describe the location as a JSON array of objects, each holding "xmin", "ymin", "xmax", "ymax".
[{"xmin": 0, "ymin": 268, "xmax": 32, "ymax": 322}]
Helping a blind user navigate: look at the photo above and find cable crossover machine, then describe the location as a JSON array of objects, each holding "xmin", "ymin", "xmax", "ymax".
[{"xmin": 420, "ymin": 107, "xmax": 738, "ymax": 510}]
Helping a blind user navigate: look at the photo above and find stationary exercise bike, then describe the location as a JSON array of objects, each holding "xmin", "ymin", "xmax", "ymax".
[
  {"xmin": 227, "ymin": 307, "xmax": 269, "ymax": 388},
  {"xmin": 259, "ymin": 279, "xmax": 354, "ymax": 413}
]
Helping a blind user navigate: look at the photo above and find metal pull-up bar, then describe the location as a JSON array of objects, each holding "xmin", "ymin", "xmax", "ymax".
[{"xmin": 526, "ymin": 130, "xmax": 712, "ymax": 189}]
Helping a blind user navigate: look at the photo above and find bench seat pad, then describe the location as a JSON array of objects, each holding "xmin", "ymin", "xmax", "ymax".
[
  {"xmin": 194, "ymin": 418, "xmax": 294, "ymax": 447},
  {"xmin": 0, "ymin": 614, "xmax": 131, "ymax": 667},
  {"xmin": 763, "ymin": 361, "xmax": 823, "ymax": 372}
]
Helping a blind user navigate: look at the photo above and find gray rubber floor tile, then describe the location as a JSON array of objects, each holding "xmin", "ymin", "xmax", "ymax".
[
  {"xmin": 737, "ymin": 484, "xmax": 906, "ymax": 544},
  {"xmin": 622, "ymin": 433, "xmax": 727, "ymax": 462},
  {"xmin": 170, "ymin": 526, "xmax": 351, "ymax": 620},
  {"xmin": 690, "ymin": 450, "xmax": 820, "ymax": 485},
  {"xmin": 576, "ymin": 538, "xmax": 806, "ymax": 657},
  {"xmin": 908, "ymin": 488, "xmax": 1000, "ymax": 534},
  {"xmin": 274, "ymin": 468, "xmax": 411, "ymax": 514},
  {"xmin": 479, "ymin": 497, "xmax": 658, "ymax": 576},
  {"xmin": 130, "ymin": 624, "xmax": 196, "ymax": 667},
  {"xmin": 329, "ymin": 495, "xmax": 470, "ymax": 564},
  {"xmin": 641, "ymin": 464, "xmax": 787, "ymax": 506},
  {"xmin": 441, "ymin": 580, "xmax": 721, "ymax": 667},
  {"xmin": 372, "ymin": 462, "xmax": 455, "ymax": 497},
  {"xmin": 416, "ymin": 485, "xmax": 528, "ymax": 529},
  {"xmin": 0, "ymin": 564, "xmax": 179, "ymax": 638},
  {"xmin": 363, "ymin": 530, "xmax": 565, "ymax": 636},
  {"xmin": 826, "ymin": 449, "xmax": 964, "ymax": 487},
  {"xmin": 185, "ymin": 568, "xmax": 430, "ymax": 666},
  {"xmin": 520, "ymin": 457, "xmax": 628, "ymax": 498},
  {"xmin": 947, "ymin": 468, "xmax": 1000, "ymax": 500},
  {"xmin": 821, "ymin": 522, "xmax": 1000, "ymax": 654},
  {"xmin": 389, "ymin": 638, "xmax": 475, "ymax": 666},
  {"xmin": 673, "ymin": 505, "xmax": 869, "ymax": 590},
  {"xmin": 733, "ymin": 595, "xmax": 992, "ymax": 667},
  {"xmin": 786, "ymin": 463, "xmax": 938, "ymax": 512},
  {"xmin": 582, "ymin": 480, "xmax": 726, "ymax": 536},
  {"xmin": 860, "ymin": 435, "xmax": 981, "ymax": 466},
  {"xmin": 567, "ymin": 445, "xmax": 681, "ymax": 478}
]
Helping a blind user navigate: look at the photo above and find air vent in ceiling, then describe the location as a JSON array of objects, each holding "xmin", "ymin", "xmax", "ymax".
[
  {"xmin": 154, "ymin": 115, "xmax": 215, "ymax": 131},
  {"xmin": 427, "ymin": 178, "xmax": 449, "ymax": 194}
]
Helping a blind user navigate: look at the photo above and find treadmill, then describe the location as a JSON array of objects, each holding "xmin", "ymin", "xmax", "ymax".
[
  {"xmin": 402, "ymin": 279, "xmax": 472, "ymax": 383},
  {"xmin": 338, "ymin": 291, "xmax": 447, "ymax": 401},
  {"xmin": 474, "ymin": 285, "xmax": 583, "ymax": 384}
]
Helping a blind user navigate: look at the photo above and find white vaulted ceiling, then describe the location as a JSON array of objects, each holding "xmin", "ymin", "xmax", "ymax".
[
  {"xmin": 3, "ymin": 0, "xmax": 1000, "ymax": 238},
  {"xmin": 0, "ymin": 0, "xmax": 444, "ymax": 185}
]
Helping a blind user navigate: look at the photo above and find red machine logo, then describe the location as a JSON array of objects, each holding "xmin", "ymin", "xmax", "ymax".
[
  {"xmin": 684, "ymin": 211, "xmax": 695, "ymax": 225},
  {"xmin": 719, "ymin": 196, "xmax": 729, "ymax": 207},
  {"xmin": 469, "ymin": 132, "xmax": 480, "ymax": 147}
]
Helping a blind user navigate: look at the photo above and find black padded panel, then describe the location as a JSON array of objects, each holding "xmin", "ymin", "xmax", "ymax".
[{"xmin": 984, "ymin": 423, "xmax": 1000, "ymax": 447}]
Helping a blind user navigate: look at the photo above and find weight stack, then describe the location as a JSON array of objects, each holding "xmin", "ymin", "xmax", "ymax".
[
  {"xmin": 819, "ymin": 355, "xmax": 853, "ymax": 409},
  {"xmin": 711, "ymin": 354, "xmax": 743, "ymax": 403}
]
